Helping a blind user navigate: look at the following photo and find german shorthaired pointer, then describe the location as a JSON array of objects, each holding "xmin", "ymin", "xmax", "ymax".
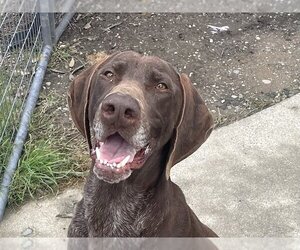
[{"xmin": 67, "ymin": 51, "xmax": 217, "ymax": 237}]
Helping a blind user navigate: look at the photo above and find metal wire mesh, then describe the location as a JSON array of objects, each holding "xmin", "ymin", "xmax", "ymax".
[
  {"xmin": 0, "ymin": 0, "xmax": 75, "ymax": 220},
  {"xmin": 0, "ymin": 12, "xmax": 43, "ymax": 175}
]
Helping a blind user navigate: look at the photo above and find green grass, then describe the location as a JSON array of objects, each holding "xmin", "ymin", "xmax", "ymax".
[
  {"xmin": 0, "ymin": 69, "xmax": 19, "ymax": 176},
  {"xmin": 9, "ymin": 138, "xmax": 72, "ymax": 204},
  {"xmin": 1, "ymin": 89, "xmax": 88, "ymax": 206},
  {"xmin": 0, "ymin": 46, "xmax": 88, "ymax": 206}
]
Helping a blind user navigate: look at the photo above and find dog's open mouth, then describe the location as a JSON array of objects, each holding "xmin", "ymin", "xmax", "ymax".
[{"xmin": 91, "ymin": 133, "xmax": 151, "ymax": 183}]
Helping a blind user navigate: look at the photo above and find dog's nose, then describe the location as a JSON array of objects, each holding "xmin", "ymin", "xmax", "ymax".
[{"xmin": 100, "ymin": 93, "xmax": 141, "ymax": 128}]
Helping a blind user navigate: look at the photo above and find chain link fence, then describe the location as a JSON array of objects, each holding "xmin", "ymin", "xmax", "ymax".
[
  {"xmin": 0, "ymin": 12, "xmax": 43, "ymax": 176},
  {"xmin": 0, "ymin": 0, "xmax": 74, "ymax": 220}
]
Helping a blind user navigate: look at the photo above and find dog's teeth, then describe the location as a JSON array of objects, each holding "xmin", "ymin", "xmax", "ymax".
[
  {"xmin": 100, "ymin": 159, "xmax": 104, "ymax": 164},
  {"xmin": 145, "ymin": 145, "xmax": 150, "ymax": 154},
  {"xmin": 113, "ymin": 162, "xmax": 117, "ymax": 168},
  {"xmin": 95, "ymin": 147, "xmax": 101, "ymax": 160},
  {"xmin": 104, "ymin": 160, "xmax": 108, "ymax": 164},
  {"xmin": 119, "ymin": 155, "xmax": 131, "ymax": 168}
]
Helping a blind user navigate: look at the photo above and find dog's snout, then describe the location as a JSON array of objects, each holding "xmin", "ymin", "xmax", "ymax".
[{"xmin": 101, "ymin": 93, "xmax": 141, "ymax": 128}]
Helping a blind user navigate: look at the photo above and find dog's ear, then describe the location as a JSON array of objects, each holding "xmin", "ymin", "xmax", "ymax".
[
  {"xmin": 67, "ymin": 54, "xmax": 110, "ymax": 150},
  {"xmin": 165, "ymin": 73, "xmax": 214, "ymax": 179}
]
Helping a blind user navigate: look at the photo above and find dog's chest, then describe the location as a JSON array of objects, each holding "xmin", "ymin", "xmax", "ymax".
[{"xmin": 87, "ymin": 192, "xmax": 155, "ymax": 237}]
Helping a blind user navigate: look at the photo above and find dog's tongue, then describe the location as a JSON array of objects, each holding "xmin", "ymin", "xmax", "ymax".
[{"xmin": 99, "ymin": 133, "xmax": 136, "ymax": 163}]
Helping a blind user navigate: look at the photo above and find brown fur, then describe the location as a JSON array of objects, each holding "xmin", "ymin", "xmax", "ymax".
[{"xmin": 67, "ymin": 51, "xmax": 217, "ymax": 239}]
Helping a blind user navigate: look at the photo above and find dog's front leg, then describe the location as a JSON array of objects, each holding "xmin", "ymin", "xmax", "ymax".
[{"xmin": 68, "ymin": 198, "xmax": 88, "ymax": 237}]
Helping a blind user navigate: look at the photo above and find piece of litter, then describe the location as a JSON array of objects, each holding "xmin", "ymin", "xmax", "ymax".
[
  {"xmin": 207, "ymin": 25, "xmax": 229, "ymax": 34},
  {"xmin": 262, "ymin": 79, "xmax": 271, "ymax": 84},
  {"xmin": 21, "ymin": 227, "xmax": 33, "ymax": 237}
]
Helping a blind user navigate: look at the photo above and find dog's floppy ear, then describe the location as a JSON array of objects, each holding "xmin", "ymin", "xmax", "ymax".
[
  {"xmin": 67, "ymin": 54, "xmax": 110, "ymax": 150},
  {"xmin": 165, "ymin": 73, "xmax": 214, "ymax": 179}
]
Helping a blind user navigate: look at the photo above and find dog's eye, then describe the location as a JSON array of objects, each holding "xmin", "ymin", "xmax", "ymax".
[
  {"xmin": 103, "ymin": 70, "xmax": 114, "ymax": 80},
  {"xmin": 155, "ymin": 83, "xmax": 168, "ymax": 90}
]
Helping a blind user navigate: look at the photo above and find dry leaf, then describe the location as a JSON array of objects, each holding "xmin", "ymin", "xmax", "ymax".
[
  {"xmin": 86, "ymin": 52, "xmax": 108, "ymax": 65},
  {"xmin": 84, "ymin": 21, "xmax": 92, "ymax": 30},
  {"xmin": 69, "ymin": 57, "xmax": 75, "ymax": 68}
]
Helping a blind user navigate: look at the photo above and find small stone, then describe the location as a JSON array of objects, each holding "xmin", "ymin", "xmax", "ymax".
[
  {"xmin": 221, "ymin": 99, "xmax": 225, "ymax": 103},
  {"xmin": 262, "ymin": 79, "xmax": 271, "ymax": 84},
  {"xmin": 21, "ymin": 227, "xmax": 33, "ymax": 237},
  {"xmin": 231, "ymin": 95, "xmax": 238, "ymax": 99},
  {"xmin": 45, "ymin": 82, "xmax": 51, "ymax": 86},
  {"xmin": 239, "ymin": 94, "xmax": 243, "ymax": 98},
  {"xmin": 233, "ymin": 69, "xmax": 240, "ymax": 74},
  {"xmin": 193, "ymin": 83, "xmax": 197, "ymax": 86},
  {"xmin": 209, "ymin": 38, "xmax": 213, "ymax": 43},
  {"xmin": 256, "ymin": 36, "xmax": 261, "ymax": 40}
]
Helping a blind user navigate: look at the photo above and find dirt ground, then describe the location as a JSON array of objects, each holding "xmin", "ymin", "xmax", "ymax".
[{"xmin": 45, "ymin": 13, "xmax": 300, "ymax": 128}]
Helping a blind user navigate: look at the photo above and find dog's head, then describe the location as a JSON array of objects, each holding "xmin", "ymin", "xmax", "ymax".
[{"xmin": 68, "ymin": 51, "xmax": 213, "ymax": 184}]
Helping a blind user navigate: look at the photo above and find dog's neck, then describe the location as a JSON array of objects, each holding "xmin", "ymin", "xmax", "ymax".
[{"xmin": 84, "ymin": 150, "xmax": 170, "ymax": 237}]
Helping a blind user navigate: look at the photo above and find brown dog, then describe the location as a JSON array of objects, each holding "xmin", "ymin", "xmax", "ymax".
[{"xmin": 67, "ymin": 51, "xmax": 217, "ymax": 237}]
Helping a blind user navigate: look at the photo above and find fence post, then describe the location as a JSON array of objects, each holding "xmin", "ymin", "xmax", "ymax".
[
  {"xmin": 0, "ymin": 0, "xmax": 74, "ymax": 222},
  {"xmin": 39, "ymin": 0, "xmax": 56, "ymax": 46}
]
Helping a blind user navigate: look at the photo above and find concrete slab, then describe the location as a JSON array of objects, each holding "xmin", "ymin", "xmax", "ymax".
[
  {"xmin": 172, "ymin": 93, "xmax": 300, "ymax": 237},
  {"xmin": 0, "ymin": 94, "xmax": 299, "ymax": 237},
  {"xmin": 0, "ymin": 188, "xmax": 82, "ymax": 237}
]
